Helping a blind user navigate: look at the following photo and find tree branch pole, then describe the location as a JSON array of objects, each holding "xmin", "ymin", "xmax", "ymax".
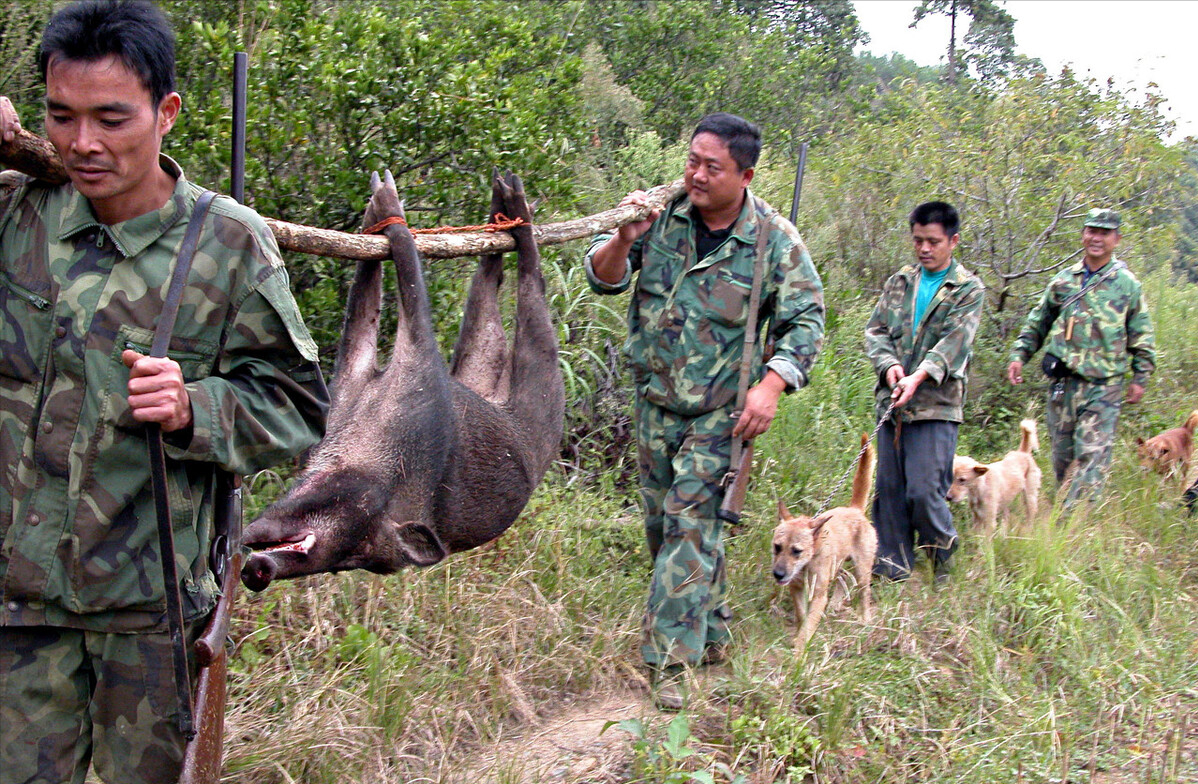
[{"xmin": 0, "ymin": 127, "xmax": 683, "ymax": 260}]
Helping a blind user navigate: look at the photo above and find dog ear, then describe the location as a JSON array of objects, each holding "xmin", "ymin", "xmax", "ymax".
[
  {"xmin": 972, "ymin": 465, "xmax": 989, "ymax": 476},
  {"xmin": 1136, "ymin": 437, "xmax": 1145, "ymax": 446},
  {"xmin": 777, "ymin": 498, "xmax": 793, "ymax": 521},
  {"xmin": 808, "ymin": 513, "xmax": 830, "ymax": 542}
]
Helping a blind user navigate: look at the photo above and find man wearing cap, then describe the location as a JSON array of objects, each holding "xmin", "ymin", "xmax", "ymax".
[{"xmin": 1007, "ymin": 208, "xmax": 1155, "ymax": 503}]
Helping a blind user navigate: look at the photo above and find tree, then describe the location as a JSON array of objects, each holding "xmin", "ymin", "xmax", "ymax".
[{"xmin": 911, "ymin": 0, "xmax": 1017, "ymax": 85}]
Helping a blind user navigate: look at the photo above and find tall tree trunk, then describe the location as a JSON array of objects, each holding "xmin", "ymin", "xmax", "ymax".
[{"xmin": 947, "ymin": 0, "xmax": 958, "ymax": 84}]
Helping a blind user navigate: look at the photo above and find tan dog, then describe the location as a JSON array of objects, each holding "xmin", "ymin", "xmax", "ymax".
[
  {"xmin": 772, "ymin": 434, "xmax": 876, "ymax": 652},
  {"xmin": 947, "ymin": 419, "xmax": 1041, "ymax": 533},
  {"xmin": 1136, "ymin": 409, "xmax": 1198, "ymax": 480}
]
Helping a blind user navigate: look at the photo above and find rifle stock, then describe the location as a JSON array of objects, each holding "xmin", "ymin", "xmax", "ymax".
[
  {"xmin": 717, "ymin": 440, "xmax": 755, "ymax": 525},
  {"xmin": 180, "ymin": 473, "xmax": 242, "ymax": 784}
]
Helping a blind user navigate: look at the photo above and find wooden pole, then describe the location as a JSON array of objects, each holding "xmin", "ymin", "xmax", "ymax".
[{"xmin": 0, "ymin": 126, "xmax": 683, "ymax": 260}]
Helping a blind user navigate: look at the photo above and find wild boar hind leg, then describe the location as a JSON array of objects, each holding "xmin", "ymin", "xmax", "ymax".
[
  {"xmin": 498, "ymin": 172, "xmax": 565, "ymax": 480},
  {"xmin": 449, "ymin": 172, "xmax": 511, "ymax": 403}
]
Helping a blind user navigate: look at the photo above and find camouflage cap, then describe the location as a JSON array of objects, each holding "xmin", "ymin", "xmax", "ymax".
[{"xmin": 1084, "ymin": 208, "xmax": 1121, "ymax": 230}]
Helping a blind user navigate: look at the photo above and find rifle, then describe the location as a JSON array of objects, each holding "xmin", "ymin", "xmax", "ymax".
[
  {"xmin": 717, "ymin": 142, "xmax": 808, "ymax": 526},
  {"xmin": 179, "ymin": 51, "xmax": 248, "ymax": 784}
]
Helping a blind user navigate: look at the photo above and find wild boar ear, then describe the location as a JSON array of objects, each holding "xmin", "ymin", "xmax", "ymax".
[
  {"xmin": 394, "ymin": 521, "xmax": 447, "ymax": 567},
  {"xmin": 1135, "ymin": 437, "xmax": 1145, "ymax": 446}
]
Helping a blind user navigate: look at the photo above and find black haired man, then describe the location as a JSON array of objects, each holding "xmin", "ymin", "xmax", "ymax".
[
  {"xmin": 865, "ymin": 202, "xmax": 984, "ymax": 583},
  {"xmin": 0, "ymin": 2, "xmax": 328, "ymax": 781}
]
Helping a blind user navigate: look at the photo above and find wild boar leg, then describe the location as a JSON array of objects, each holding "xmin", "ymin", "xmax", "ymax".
[
  {"xmin": 449, "ymin": 172, "xmax": 510, "ymax": 402},
  {"xmin": 500, "ymin": 172, "xmax": 564, "ymax": 479}
]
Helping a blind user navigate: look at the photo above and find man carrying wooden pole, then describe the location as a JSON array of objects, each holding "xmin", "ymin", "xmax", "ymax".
[{"xmin": 0, "ymin": 2, "xmax": 328, "ymax": 782}]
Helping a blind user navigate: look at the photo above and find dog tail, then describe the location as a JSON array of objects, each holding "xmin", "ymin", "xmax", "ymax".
[
  {"xmin": 850, "ymin": 433, "xmax": 875, "ymax": 511},
  {"xmin": 1184, "ymin": 409, "xmax": 1198, "ymax": 433},
  {"xmin": 1019, "ymin": 419, "xmax": 1039, "ymax": 453}
]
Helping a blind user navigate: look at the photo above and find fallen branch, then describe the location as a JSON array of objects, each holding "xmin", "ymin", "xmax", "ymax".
[{"xmin": 0, "ymin": 127, "xmax": 682, "ymax": 260}]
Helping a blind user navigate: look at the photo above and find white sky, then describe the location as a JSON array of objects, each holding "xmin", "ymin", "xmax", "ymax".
[{"xmin": 853, "ymin": 1, "xmax": 1198, "ymax": 141}]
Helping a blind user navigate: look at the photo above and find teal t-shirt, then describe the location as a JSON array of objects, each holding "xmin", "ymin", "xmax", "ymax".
[{"xmin": 914, "ymin": 261, "xmax": 952, "ymax": 327}]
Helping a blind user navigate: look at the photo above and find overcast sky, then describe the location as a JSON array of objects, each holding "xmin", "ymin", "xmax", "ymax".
[{"xmin": 852, "ymin": 1, "xmax": 1198, "ymax": 141}]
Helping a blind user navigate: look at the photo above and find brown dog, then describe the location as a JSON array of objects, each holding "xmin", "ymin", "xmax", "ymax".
[
  {"xmin": 947, "ymin": 419, "xmax": 1041, "ymax": 534},
  {"xmin": 1136, "ymin": 409, "xmax": 1198, "ymax": 480},
  {"xmin": 772, "ymin": 434, "xmax": 877, "ymax": 652}
]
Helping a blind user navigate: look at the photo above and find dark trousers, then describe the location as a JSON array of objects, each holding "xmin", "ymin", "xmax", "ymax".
[{"xmin": 872, "ymin": 419, "xmax": 959, "ymax": 578}]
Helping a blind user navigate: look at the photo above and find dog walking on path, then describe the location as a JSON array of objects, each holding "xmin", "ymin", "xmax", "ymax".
[
  {"xmin": 772, "ymin": 434, "xmax": 877, "ymax": 652},
  {"xmin": 948, "ymin": 419, "xmax": 1042, "ymax": 533}
]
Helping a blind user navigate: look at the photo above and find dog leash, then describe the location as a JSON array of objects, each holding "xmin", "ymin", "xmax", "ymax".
[{"xmin": 814, "ymin": 399, "xmax": 896, "ymax": 516}]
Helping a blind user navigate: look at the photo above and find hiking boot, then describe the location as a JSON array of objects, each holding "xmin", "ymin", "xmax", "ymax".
[
  {"xmin": 933, "ymin": 559, "xmax": 952, "ymax": 587},
  {"xmin": 651, "ymin": 666, "xmax": 686, "ymax": 711},
  {"xmin": 701, "ymin": 641, "xmax": 730, "ymax": 666}
]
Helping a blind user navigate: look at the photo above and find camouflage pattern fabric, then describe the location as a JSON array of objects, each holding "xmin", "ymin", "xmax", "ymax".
[
  {"xmin": 1045, "ymin": 377, "xmax": 1124, "ymax": 503},
  {"xmin": 0, "ymin": 156, "xmax": 328, "ymax": 633},
  {"xmin": 864, "ymin": 261, "xmax": 985, "ymax": 423},
  {"xmin": 586, "ymin": 190, "xmax": 825, "ymax": 415},
  {"xmin": 635, "ymin": 397, "xmax": 733, "ymax": 668},
  {"xmin": 0, "ymin": 621, "xmax": 203, "ymax": 784},
  {"xmin": 1009, "ymin": 258, "xmax": 1155, "ymax": 385}
]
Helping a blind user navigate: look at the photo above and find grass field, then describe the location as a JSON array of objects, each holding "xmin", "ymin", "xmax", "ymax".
[{"xmin": 219, "ymin": 268, "xmax": 1197, "ymax": 783}]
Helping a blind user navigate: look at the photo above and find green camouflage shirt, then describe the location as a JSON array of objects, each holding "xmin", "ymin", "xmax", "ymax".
[
  {"xmin": 865, "ymin": 261, "xmax": 985, "ymax": 423},
  {"xmin": 0, "ymin": 157, "xmax": 328, "ymax": 632},
  {"xmin": 1009, "ymin": 257, "xmax": 1155, "ymax": 386},
  {"xmin": 585, "ymin": 190, "xmax": 824, "ymax": 416}
]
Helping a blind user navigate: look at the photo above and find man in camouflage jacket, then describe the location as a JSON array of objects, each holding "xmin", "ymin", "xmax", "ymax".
[
  {"xmin": 0, "ymin": 3, "xmax": 328, "ymax": 782},
  {"xmin": 865, "ymin": 202, "xmax": 984, "ymax": 582},
  {"xmin": 1008, "ymin": 208, "xmax": 1154, "ymax": 503},
  {"xmin": 587, "ymin": 113, "xmax": 823, "ymax": 703}
]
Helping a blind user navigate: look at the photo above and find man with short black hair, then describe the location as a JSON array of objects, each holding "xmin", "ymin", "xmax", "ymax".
[
  {"xmin": 865, "ymin": 201, "xmax": 984, "ymax": 583},
  {"xmin": 587, "ymin": 112, "xmax": 824, "ymax": 707},
  {"xmin": 1007, "ymin": 208, "xmax": 1155, "ymax": 503},
  {"xmin": 0, "ymin": 2, "xmax": 328, "ymax": 781}
]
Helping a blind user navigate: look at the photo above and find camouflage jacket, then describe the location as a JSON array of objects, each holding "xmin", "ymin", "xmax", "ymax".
[
  {"xmin": 585, "ymin": 191, "xmax": 824, "ymax": 416},
  {"xmin": 1009, "ymin": 258, "xmax": 1155, "ymax": 386},
  {"xmin": 0, "ymin": 158, "xmax": 328, "ymax": 632},
  {"xmin": 865, "ymin": 261, "xmax": 985, "ymax": 423}
]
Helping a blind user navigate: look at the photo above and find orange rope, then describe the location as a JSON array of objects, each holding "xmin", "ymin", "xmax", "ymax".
[
  {"xmin": 362, "ymin": 213, "xmax": 526, "ymax": 236},
  {"xmin": 362, "ymin": 215, "xmax": 407, "ymax": 234}
]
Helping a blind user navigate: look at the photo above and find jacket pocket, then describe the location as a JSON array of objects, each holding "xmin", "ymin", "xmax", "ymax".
[
  {"xmin": 0, "ymin": 272, "xmax": 53, "ymax": 384},
  {"xmin": 107, "ymin": 324, "xmax": 218, "ymax": 433},
  {"xmin": 704, "ymin": 268, "xmax": 752, "ymax": 327}
]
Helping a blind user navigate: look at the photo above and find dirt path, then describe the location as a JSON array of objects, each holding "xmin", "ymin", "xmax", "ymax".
[{"xmin": 453, "ymin": 690, "xmax": 653, "ymax": 783}]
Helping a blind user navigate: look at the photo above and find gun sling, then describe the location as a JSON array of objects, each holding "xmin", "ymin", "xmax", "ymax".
[
  {"xmin": 718, "ymin": 208, "xmax": 774, "ymax": 524},
  {"xmin": 147, "ymin": 189, "xmax": 216, "ymax": 740}
]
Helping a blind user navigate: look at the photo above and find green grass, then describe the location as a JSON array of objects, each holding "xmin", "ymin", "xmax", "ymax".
[{"xmin": 219, "ymin": 271, "xmax": 1197, "ymax": 783}]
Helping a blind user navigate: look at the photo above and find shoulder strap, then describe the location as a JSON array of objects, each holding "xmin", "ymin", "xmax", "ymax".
[
  {"xmin": 1060, "ymin": 260, "xmax": 1124, "ymax": 313},
  {"xmin": 148, "ymin": 188, "xmax": 216, "ymax": 741},
  {"xmin": 728, "ymin": 204, "xmax": 775, "ymax": 473},
  {"xmin": 152, "ymin": 190, "xmax": 217, "ymax": 357}
]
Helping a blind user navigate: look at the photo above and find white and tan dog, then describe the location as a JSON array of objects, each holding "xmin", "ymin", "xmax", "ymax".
[
  {"xmin": 772, "ymin": 434, "xmax": 877, "ymax": 652},
  {"xmin": 947, "ymin": 419, "xmax": 1041, "ymax": 533}
]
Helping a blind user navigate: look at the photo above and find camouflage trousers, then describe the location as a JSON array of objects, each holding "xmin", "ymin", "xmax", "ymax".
[
  {"xmin": 1046, "ymin": 376, "xmax": 1124, "ymax": 504},
  {"xmin": 635, "ymin": 397, "xmax": 734, "ymax": 669},
  {"xmin": 0, "ymin": 621, "xmax": 204, "ymax": 784}
]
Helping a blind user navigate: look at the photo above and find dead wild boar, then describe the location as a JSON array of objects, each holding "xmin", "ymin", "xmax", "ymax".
[{"xmin": 240, "ymin": 171, "xmax": 564, "ymax": 590}]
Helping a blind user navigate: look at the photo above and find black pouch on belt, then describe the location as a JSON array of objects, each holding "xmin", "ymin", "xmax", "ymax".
[{"xmin": 1040, "ymin": 353, "xmax": 1073, "ymax": 379}]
